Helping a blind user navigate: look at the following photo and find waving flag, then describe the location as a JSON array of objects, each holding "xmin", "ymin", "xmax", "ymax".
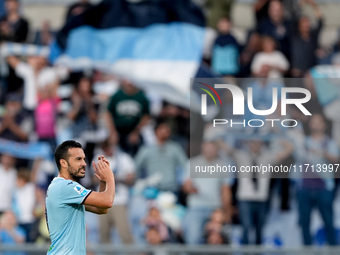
[{"xmin": 50, "ymin": 0, "xmax": 207, "ymax": 108}]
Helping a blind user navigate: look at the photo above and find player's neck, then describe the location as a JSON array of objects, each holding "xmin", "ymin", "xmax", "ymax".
[{"xmin": 58, "ymin": 172, "xmax": 76, "ymax": 182}]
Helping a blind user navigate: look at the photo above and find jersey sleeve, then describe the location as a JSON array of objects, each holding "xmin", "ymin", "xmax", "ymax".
[{"xmin": 60, "ymin": 181, "xmax": 92, "ymax": 205}]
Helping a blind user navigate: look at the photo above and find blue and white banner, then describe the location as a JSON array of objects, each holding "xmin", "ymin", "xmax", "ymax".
[
  {"xmin": 0, "ymin": 138, "xmax": 52, "ymax": 160},
  {"xmin": 51, "ymin": 0, "xmax": 207, "ymax": 108},
  {"xmin": 0, "ymin": 42, "xmax": 49, "ymax": 57}
]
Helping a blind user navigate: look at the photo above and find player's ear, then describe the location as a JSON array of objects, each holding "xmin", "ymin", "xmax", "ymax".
[{"xmin": 60, "ymin": 159, "xmax": 68, "ymax": 168}]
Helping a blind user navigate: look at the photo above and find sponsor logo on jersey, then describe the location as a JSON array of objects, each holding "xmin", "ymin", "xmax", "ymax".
[{"xmin": 74, "ymin": 185, "xmax": 88, "ymax": 196}]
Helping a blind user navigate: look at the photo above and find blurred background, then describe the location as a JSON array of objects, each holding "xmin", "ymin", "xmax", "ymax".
[{"xmin": 1, "ymin": 0, "xmax": 340, "ymax": 254}]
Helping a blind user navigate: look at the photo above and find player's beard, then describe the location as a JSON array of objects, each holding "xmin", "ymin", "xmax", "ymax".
[{"xmin": 67, "ymin": 164, "xmax": 85, "ymax": 182}]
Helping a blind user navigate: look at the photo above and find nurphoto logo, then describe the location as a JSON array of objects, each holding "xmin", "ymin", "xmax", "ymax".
[{"xmin": 199, "ymin": 83, "xmax": 312, "ymax": 128}]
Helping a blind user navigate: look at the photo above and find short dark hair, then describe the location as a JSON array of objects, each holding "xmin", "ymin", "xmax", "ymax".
[
  {"xmin": 17, "ymin": 168, "xmax": 30, "ymax": 183},
  {"xmin": 154, "ymin": 118, "xmax": 169, "ymax": 132},
  {"xmin": 54, "ymin": 140, "xmax": 82, "ymax": 171}
]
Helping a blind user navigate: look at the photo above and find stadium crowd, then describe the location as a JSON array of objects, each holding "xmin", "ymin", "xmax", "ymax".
[{"xmin": 1, "ymin": 0, "xmax": 340, "ymax": 250}]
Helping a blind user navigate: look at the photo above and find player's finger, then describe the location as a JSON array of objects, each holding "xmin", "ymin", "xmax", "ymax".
[
  {"xmin": 102, "ymin": 158, "xmax": 110, "ymax": 166},
  {"xmin": 94, "ymin": 173, "xmax": 101, "ymax": 180},
  {"xmin": 101, "ymin": 156, "xmax": 109, "ymax": 165},
  {"xmin": 98, "ymin": 160, "xmax": 108, "ymax": 172},
  {"xmin": 97, "ymin": 160, "xmax": 104, "ymax": 172},
  {"xmin": 92, "ymin": 161, "xmax": 98, "ymax": 173}
]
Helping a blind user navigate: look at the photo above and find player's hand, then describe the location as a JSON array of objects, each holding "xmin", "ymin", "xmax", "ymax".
[
  {"xmin": 98, "ymin": 155, "xmax": 110, "ymax": 168},
  {"xmin": 92, "ymin": 157, "xmax": 113, "ymax": 182}
]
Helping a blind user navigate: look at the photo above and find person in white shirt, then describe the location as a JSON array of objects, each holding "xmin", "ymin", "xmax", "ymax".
[
  {"xmin": 6, "ymin": 55, "xmax": 60, "ymax": 111},
  {"xmin": 220, "ymin": 137, "xmax": 293, "ymax": 244},
  {"xmin": 13, "ymin": 168, "xmax": 38, "ymax": 242},
  {"xmin": 94, "ymin": 137, "xmax": 135, "ymax": 244},
  {"xmin": 0, "ymin": 154, "xmax": 17, "ymax": 214},
  {"xmin": 251, "ymin": 36, "xmax": 289, "ymax": 78},
  {"xmin": 6, "ymin": 55, "xmax": 67, "ymax": 152}
]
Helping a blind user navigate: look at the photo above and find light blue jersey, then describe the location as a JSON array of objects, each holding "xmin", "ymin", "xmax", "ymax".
[{"xmin": 45, "ymin": 177, "xmax": 91, "ymax": 255}]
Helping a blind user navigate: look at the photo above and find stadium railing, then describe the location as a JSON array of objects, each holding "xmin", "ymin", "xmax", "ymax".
[{"xmin": 1, "ymin": 244, "xmax": 340, "ymax": 255}]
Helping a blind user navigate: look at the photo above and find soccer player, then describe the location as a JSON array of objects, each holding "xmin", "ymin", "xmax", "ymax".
[{"xmin": 45, "ymin": 140, "xmax": 115, "ymax": 254}]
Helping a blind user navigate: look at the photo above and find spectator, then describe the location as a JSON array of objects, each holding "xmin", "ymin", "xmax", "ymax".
[
  {"xmin": 220, "ymin": 138, "xmax": 293, "ymax": 244},
  {"xmin": 158, "ymin": 102, "xmax": 190, "ymax": 154},
  {"xmin": 65, "ymin": 0, "xmax": 93, "ymax": 23},
  {"xmin": 254, "ymin": 0, "xmax": 283, "ymax": 25},
  {"xmin": 297, "ymin": 114, "xmax": 338, "ymax": 245},
  {"xmin": 0, "ymin": 0, "xmax": 29, "ymax": 43},
  {"xmin": 33, "ymin": 20, "xmax": 55, "ymax": 46},
  {"xmin": 135, "ymin": 120, "xmax": 187, "ymax": 193},
  {"xmin": 182, "ymin": 141, "xmax": 233, "ymax": 244},
  {"xmin": 205, "ymin": 0, "xmax": 234, "ymax": 30},
  {"xmin": 95, "ymin": 138, "xmax": 135, "ymax": 245},
  {"xmin": 145, "ymin": 227, "xmax": 163, "ymax": 245},
  {"xmin": 257, "ymin": 0, "xmax": 291, "ymax": 59},
  {"xmin": 251, "ymin": 36, "xmax": 289, "ymax": 78},
  {"xmin": 68, "ymin": 75, "xmax": 99, "ymax": 143},
  {"xmin": 204, "ymin": 208, "xmax": 230, "ymax": 244},
  {"xmin": 0, "ymin": 211, "xmax": 25, "ymax": 254},
  {"xmin": 142, "ymin": 207, "xmax": 169, "ymax": 242},
  {"xmin": 6, "ymin": 55, "xmax": 64, "ymax": 151},
  {"xmin": 106, "ymin": 79, "xmax": 150, "ymax": 156},
  {"xmin": 0, "ymin": 94, "xmax": 32, "ymax": 142},
  {"xmin": 206, "ymin": 232, "xmax": 225, "ymax": 245},
  {"xmin": 130, "ymin": 120, "xmax": 186, "ymax": 243},
  {"xmin": 239, "ymin": 32, "xmax": 262, "ymax": 77},
  {"xmin": 6, "ymin": 55, "xmax": 60, "ymax": 112},
  {"xmin": 13, "ymin": 169, "xmax": 37, "ymax": 242},
  {"xmin": 211, "ymin": 17, "xmax": 239, "ymax": 76},
  {"xmin": 291, "ymin": 0, "xmax": 323, "ymax": 77},
  {"xmin": 0, "ymin": 154, "xmax": 16, "ymax": 215}
]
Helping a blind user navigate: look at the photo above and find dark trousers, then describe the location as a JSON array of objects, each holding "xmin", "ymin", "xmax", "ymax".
[
  {"xmin": 297, "ymin": 189, "xmax": 337, "ymax": 245},
  {"xmin": 239, "ymin": 200, "xmax": 267, "ymax": 245},
  {"xmin": 19, "ymin": 222, "xmax": 35, "ymax": 242}
]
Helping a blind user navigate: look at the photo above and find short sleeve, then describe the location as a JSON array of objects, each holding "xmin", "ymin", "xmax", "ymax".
[{"xmin": 61, "ymin": 182, "xmax": 92, "ymax": 205}]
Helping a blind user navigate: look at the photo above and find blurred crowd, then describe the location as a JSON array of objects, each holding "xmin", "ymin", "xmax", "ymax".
[{"xmin": 1, "ymin": 0, "xmax": 340, "ymax": 250}]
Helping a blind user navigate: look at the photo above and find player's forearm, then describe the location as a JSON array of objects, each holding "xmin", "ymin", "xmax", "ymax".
[
  {"xmin": 132, "ymin": 115, "xmax": 150, "ymax": 134},
  {"xmin": 100, "ymin": 177, "xmax": 115, "ymax": 208},
  {"xmin": 98, "ymin": 180, "xmax": 106, "ymax": 192},
  {"xmin": 85, "ymin": 205, "xmax": 108, "ymax": 214}
]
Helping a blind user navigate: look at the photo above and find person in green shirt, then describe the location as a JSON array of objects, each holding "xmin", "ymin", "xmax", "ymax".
[{"xmin": 106, "ymin": 80, "xmax": 150, "ymax": 156}]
